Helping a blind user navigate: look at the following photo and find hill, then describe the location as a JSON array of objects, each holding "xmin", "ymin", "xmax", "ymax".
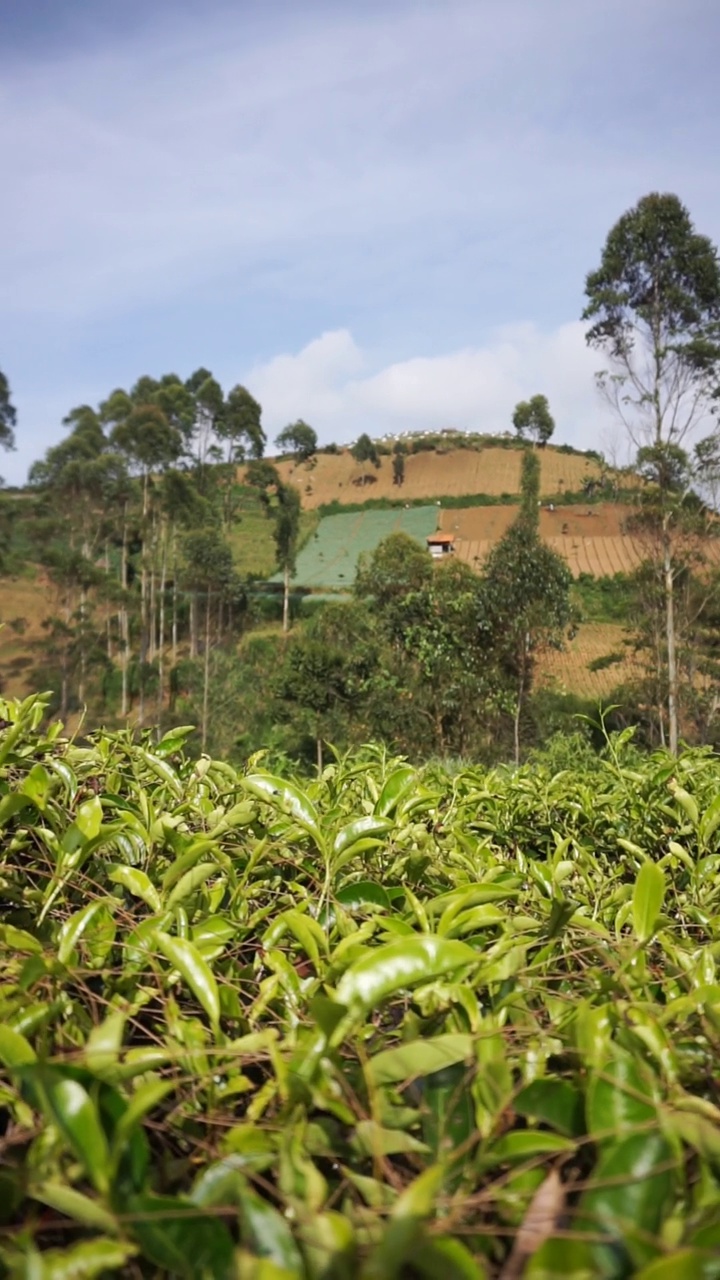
[
  {"xmin": 262, "ymin": 441, "xmax": 604, "ymax": 508},
  {"xmin": 0, "ymin": 438, "xmax": 660, "ymax": 708}
]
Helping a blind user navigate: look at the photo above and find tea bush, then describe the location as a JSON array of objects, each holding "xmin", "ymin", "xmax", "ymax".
[{"xmin": 2, "ymin": 692, "xmax": 720, "ymax": 1276}]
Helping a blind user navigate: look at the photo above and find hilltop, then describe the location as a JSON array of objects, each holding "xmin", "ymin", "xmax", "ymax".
[{"xmin": 261, "ymin": 438, "xmax": 606, "ymax": 508}]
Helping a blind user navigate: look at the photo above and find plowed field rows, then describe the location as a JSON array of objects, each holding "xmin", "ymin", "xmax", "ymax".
[
  {"xmin": 439, "ymin": 504, "xmax": 720, "ymax": 578},
  {"xmin": 253, "ymin": 446, "xmax": 603, "ymax": 509},
  {"xmin": 536, "ymin": 623, "xmax": 640, "ymax": 698}
]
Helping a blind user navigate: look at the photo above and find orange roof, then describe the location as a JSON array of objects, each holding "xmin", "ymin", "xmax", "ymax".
[{"xmin": 426, "ymin": 532, "xmax": 456, "ymax": 544}]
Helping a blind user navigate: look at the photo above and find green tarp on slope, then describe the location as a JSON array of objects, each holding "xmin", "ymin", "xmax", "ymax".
[{"xmin": 273, "ymin": 505, "xmax": 439, "ymax": 588}]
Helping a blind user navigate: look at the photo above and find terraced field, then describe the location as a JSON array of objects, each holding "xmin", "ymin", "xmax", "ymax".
[
  {"xmin": 261, "ymin": 445, "xmax": 603, "ymax": 508},
  {"xmin": 440, "ymin": 503, "xmax": 720, "ymax": 577},
  {"xmin": 536, "ymin": 621, "xmax": 640, "ymax": 698}
]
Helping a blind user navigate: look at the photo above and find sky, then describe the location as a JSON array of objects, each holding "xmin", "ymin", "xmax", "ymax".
[{"xmin": 1, "ymin": 0, "xmax": 719, "ymax": 484}]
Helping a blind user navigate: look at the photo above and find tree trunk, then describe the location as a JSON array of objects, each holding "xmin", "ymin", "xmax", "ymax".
[
  {"xmin": 157, "ymin": 531, "xmax": 167, "ymax": 725},
  {"xmin": 282, "ymin": 563, "xmax": 290, "ymax": 634},
  {"xmin": 190, "ymin": 593, "xmax": 198, "ymax": 659},
  {"xmin": 664, "ymin": 523, "xmax": 679, "ymax": 755},
  {"xmin": 514, "ymin": 646, "xmax": 527, "ymax": 767},
  {"xmin": 316, "ymin": 735, "xmax": 323, "ymax": 775},
  {"xmin": 201, "ymin": 591, "xmax": 211, "ymax": 753},
  {"xmin": 78, "ymin": 585, "xmax": 87, "ymax": 706},
  {"xmin": 104, "ymin": 542, "xmax": 112, "ymax": 661},
  {"xmin": 120, "ymin": 511, "xmax": 129, "ymax": 717},
  {"xmin": 171, "ymin": 524, "xmax": 178, "ymax": 665}
]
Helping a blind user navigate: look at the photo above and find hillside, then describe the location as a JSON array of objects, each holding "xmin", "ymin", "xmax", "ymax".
[
  {"xmin": 0, "ymin": 439, "xmax": 657, "ymax": 707},
  {"xmin": 263, "ymin": 442, "xmax": 604, "ymax": 508}
]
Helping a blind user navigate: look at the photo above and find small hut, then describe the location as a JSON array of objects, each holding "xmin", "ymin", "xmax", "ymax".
[{"xmin": 426, "ymin": 532, "xmax": 456, "ymax": 559}]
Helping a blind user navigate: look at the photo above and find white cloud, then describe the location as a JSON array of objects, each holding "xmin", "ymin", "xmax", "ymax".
[{"xmin": 245, "ymin": 322, "xmax": 606, "ymax": 454}]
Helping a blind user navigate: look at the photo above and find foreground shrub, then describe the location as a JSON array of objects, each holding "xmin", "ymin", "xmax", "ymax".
[{"xmin": 2, "ymin": 693, "xmax": 720, "ymax": 1276}]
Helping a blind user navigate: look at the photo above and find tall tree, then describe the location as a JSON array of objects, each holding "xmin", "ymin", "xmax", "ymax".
[
  {"xmin": 275, "ymin": 420, "xmax": 317, "ymax": 462},
  {"xmin": 351, "ymin": 434, "xmax": 380, "ymax": 467},
  {"xmin": 512, "ymin": 394, "xmax": 555, "ymax": 446},
  {"xmin": 182, "ymin": 529, "xmax": 238, "ymax": 750},
  {"xmin": 0, "ymin": 369, "xmax": 16, "ymax": 465},
  {"xmin": 479, "ymin": 451, "xmax": 574, "ymax": 764},
  {"xmin": 583, "ymin": 192, "xmax": 720, "ymax": 753},
  {"xmin": 246, "ymin": 460, "xmax": 302, "ymax": 633},
  {"xmin": 184, "ymin": 368, "xmax": 224, "ymax": 474}
]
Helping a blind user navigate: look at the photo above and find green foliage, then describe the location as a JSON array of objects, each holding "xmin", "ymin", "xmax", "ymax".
[
  {"xmin": 0, "ymin": 366, "xmax": 17, "ymax": 458},
  {"xmin": 572, "ymin": 572, "xmax": 634, "ymax": 622},
  {"xmin": 275, "ymin": 419, "xmax": 318, "ymax": 461},
  {"xmin": 4, "ymin": 689, "xmax": 720, "ymax": 1274},
  {"xmin": 512, "ymin": 394, "xmax": 556, "ymax": 445},
  {"xmin": 479, "ymin": 503, "xmax": 575, "ymax": 761},
  {"xmin": 351, "ymin": 433, "xmax": 380, "ymax": 467},
  {"xmin": 583, "ymin": 192, "xmax": 720, "ymax": 753}
]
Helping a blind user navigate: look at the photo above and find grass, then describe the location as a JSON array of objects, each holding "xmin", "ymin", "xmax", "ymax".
[{"xmin": 572, "ymin": 571, "xmax": 635, "ymax": 622}]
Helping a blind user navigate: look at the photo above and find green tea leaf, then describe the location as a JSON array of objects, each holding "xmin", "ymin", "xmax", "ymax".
[
  {"xmin": 57, "ymin": 899, "xmax": 115, "ymax": 965},
  {"xmin": 75, "ymin": 794, "xmax": 103, "ymax": 840},
  {"xmin": 154, "ymin": 930, "xmax": 220, "ymax": 1027},
  {"xmin": 30, "ymin": 1181, "xmax": 118, "ymax": 1232},
  {"xmin": 586, "ymin": 1053, "xmax": 657, "ymax": 1138},
  {"xmin": 333, "ymin": 815, "xmax": 393, "ymax": 858},
  {"xmin": 369, "ymin": 1034, "xmax": 472, "ymax": 1085},
  {"xmin": 515, "ymin": 1078, "xmax": 585, "ymax": 1137},
  {"xmin": 633, "ymin": 860, "xmax": 665, "ymax": 942},
  {"xmin": 166, "ymin": 863, "xmax": 219, "ymax": 909},
  {"xmin": 41, "ymin": 1071, "xmax": 111, "ymax": 1194},
  {"xmin": 578, "ymin": 1131, "xmax": 676, "ymax": 1264},
  {"xmin": 108, "ymin": 864, "xmax": 162, "ymax": 912},
  {"xmin": 243, "ymin": 772, "xmax": 323, "ymax": 848},
  {"xmin": 127, "ymin": 1193, "xmax": 234, "ymax": 1279},
  {"xmin": 336, "ymin": 936, "xmax": 476, "ymax": 1014},
  {"xmin": 0, "ymin": 1024, "xmax": 37, "ymax": 1067}
]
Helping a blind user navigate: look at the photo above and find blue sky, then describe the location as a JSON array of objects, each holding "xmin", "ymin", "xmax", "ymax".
[{"xmin": 2, "ymin": 0, "xmax": 719, "ymax": 483}]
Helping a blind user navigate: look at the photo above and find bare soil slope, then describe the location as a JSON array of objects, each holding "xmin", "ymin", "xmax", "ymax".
[
  {"xmin": 537, "ymin": 623, "xmax": 641, "ymax": 699},
  {"xmin": 258, "ymin": 446, "xmax": 602, "ymax": 509},
  {"xmin": 439, "ymin": 504, "xmax": 720, "ymax": 578}
]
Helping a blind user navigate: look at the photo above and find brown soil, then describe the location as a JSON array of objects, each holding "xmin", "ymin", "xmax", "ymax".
[
  {"xmin": 536, "ymin": 622, "xmax": 641, "ymax": 698},
  {"xmin": 246, "ymin": 446, "xmax": 604, "ymax": 510},
  {"xmin": 0, "ymin": 573, "xmax": 53, "ymax": 697},
  {"xmin": 440, "ymin": 503, "xmax": 720, "ymax": 578}
]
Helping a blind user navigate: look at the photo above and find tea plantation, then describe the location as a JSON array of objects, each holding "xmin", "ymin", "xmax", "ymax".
[{"xmin": 3, "ymin": 691, "xmax": 720, "ymax": 1276}]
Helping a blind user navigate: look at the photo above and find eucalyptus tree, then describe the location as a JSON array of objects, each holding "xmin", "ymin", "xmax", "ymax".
[
  {"xmin": 479, "ymin": 450, "xmax": 574, "ymax": 764},
  {"xmin": 275, "ymin": 419, "xmax": 317, "ymax": 462},
  {"xmin": 246, "ymin": 461, "xmax": 302, "ymax": 633},
  {"xmin": 215, "ymin": 384, "xmax": 265, "ymax": 526},
  {"xmin": 0, "ymin": 368, "xmax": 16, "ymax": 479},
  {"xmin": 182, "ymin": 528, "xmax": 238, "ymax": 749},
  {"xmin": 184, "ymin": 368, "xmax": 224, "ymax": 478},
  {"xmin": 512, "ymin": 394, "xmax": 555, "ymax": 446},
  {"xmin": 28, "ymin": 408, "xmax": 129, "ymax": 712},
  {"xmin": 102, "ymin": 381, "xmax": 185, "ymax": 721},
  {"xmin": 583, "ymin": 192, "xmax": 720, "ymax": 752}
]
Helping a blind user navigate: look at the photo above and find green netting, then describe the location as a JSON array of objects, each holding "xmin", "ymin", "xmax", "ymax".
[{"xmin": 273, "ymin": 505, "xmax": 439, "ymax": 588}]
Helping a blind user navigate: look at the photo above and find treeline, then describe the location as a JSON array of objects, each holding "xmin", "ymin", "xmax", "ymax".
[{"xmin": 0, "ymin": 369, "xmax": 313, "ymax": 747}]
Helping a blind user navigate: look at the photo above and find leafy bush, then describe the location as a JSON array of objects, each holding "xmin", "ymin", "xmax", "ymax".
[{"xmin": 4, "ymin": 692, "xmax": 720, "ymax": 1275}]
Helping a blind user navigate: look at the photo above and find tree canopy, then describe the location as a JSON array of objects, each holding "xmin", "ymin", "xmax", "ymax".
[
  {"xmin": 512, "ymin": 394, "xmax": 555, "ymax": 445},
  {"xmin": 0, "ymin": 368, "xmax": 16, "ymax": 455},
  {"xmin": 583, "ymin": 192, "xmax": 720, "ymax": 754},
  {"xmin": 275, "ymin": 419, "xmax": 317, "ymax": 461}
]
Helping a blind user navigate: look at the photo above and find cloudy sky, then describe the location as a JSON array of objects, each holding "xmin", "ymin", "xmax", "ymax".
[{"xmin": 2, "ymin": 0, "xmax": 719, "ymax": 483}]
